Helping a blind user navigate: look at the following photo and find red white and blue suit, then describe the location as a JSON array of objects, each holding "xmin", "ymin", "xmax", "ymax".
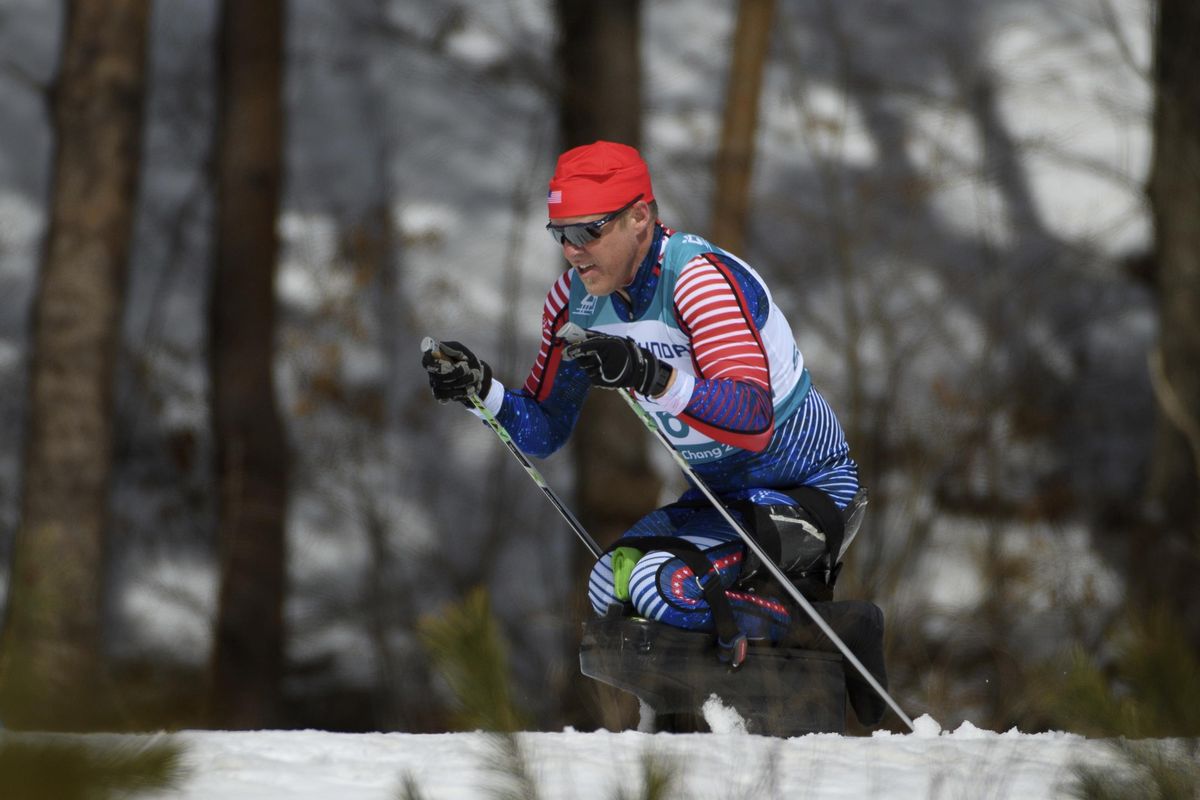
[{"xmin": 471, "ymin": 224, "xmax": 858, "ymax": 642}]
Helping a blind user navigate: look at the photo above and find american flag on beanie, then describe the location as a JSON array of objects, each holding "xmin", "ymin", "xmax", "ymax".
[{"xmin": 547, "ymin": 189, "xmax": 562, "ymax": 204}]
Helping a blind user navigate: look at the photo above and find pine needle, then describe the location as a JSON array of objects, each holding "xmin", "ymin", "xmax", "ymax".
[
  {"xmin": 417, "ymin": 586, "xmax": 530, "ymax": 733},
  {"xmin": 0, "ymin": 734, "xmax": 187, "ymax": 800}
]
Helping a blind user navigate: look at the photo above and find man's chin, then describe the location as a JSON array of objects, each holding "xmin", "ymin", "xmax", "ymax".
[{"xmin": 579, "ymin": 277, "xmax": 615, "ymax": 297}]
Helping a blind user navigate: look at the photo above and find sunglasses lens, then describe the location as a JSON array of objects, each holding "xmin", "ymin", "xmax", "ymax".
[
  {"xmin": 568, "ymin": 226, "xmax": 600, "ymax": 247},
  {"xmin": 546, "ymin": 195, "xmax": 642, "ymax": 247},
  {"xmin": 548, "ymin": 224, "xmax": 598, "ymax": 247}
]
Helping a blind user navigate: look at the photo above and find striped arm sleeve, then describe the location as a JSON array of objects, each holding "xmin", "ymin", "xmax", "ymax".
[
  {"xmin": 673, "ymin": 255, "xmax": 774, "ymax": 451},
  {"xmin": 492, "ymin": 270, "xmax": 589, "ymax": 458},
  {"xmin": 522, "ymin": 270, "xmax": 573, "ymax": 400}
]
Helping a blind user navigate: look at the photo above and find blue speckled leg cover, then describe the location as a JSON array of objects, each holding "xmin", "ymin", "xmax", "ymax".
[{"xmin": 587, "ymin": 504, "xmax": 792, "ymax": 642}]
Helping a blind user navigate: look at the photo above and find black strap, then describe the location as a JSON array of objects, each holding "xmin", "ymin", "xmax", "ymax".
[
  {"xmin": 784, "ymin": 486, "xmax": 846, "ymax": 570},
  {"xmin": 668, "ymin": 488, "xmax": 846, "ymax": 571},
  {"xmin": 734, "ymin": 486, "xmax": 846, "ymax": 592},
  {"xmin": 743, "ymin": 505, "xmax": 783, "ymax": 568},
  {"xmin": 604, "ymin": 535, "xmax": 748, "ymax": 667},
  {"xmin": 603, "ymin": 487, "xmax": 848, "ymax": 662}
]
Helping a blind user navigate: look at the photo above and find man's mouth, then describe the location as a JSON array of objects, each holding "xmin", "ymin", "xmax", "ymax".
[{"xmin": 575, "ymin": 263, "xmax": 596, "ymax": 276}]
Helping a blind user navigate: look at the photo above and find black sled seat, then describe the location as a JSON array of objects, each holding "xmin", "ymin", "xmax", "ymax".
[
  {"xmin": 580, "ymin": 612, "xmax": 844, "ymax": 736},
  {"xmin": 579, "ymin": 600, "xmax": 888, "ymax": 737}
]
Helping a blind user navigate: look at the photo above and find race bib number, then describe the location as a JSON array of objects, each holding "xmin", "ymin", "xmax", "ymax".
[{"xmin": 650, "ymin": 411, "xmax": 733, "ymax": 463}]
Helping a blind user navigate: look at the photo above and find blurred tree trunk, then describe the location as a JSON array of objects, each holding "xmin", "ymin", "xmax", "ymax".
[
  {"xmin": 555, "ymin": 0, "xmax": 659, "ymax": 727},
  {"xmin": 0, "ymin": 0, "xmax": 150, "ymax": 729},
  {"xmin": 557, "ymin": 0, "xmax": 656, "ymax": 556},
  {"xmin": 558, "ymin": 0, "xmax": 642, "ymax": 156},
  {"xmin": 208, "ymin": 0, "xmax": 289, "ymax": 728},
  {"xmin": 710, "ymin": 0, "xmax": 775, "ymax": 254},
  {"xmin": 1142, "ymin": 0, "xmax": 1200, "ymax": 646}
]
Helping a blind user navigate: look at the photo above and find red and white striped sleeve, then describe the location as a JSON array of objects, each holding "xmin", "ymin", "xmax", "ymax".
[
  {"xmin": 522, "ymin": 269, "xmax": 573, "ymax": 401},
  {"xmin": 674, "ymin": 256, "xmax": 771, "ymax": 389}
]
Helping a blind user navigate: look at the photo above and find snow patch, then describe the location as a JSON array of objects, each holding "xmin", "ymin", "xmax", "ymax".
[
  {"xmin": 0, "ymin": 190, "xmax": 42, "ymax": 253},
  {"xmin": 33, "ymin": 725, "xmax": 1126, "ymax": 799},
  {"xmin": 795, "ymin": 82, "xmax": 879, "ymax": 167},
  {"xmin": 636, "ymin": 698, "xmax": 656, "ymax": 733},
  {"xmin": 116, "ymin": 558, "xmax": 217, "ymax": 661},
  {"xmin": 0, "ymin": 339, "xmax": 20, "ymax": 372},
  {"xmin": 912, "ymin": 713, "xmax": 944, "ymax": 738},
  {"xmin": 701, "ymin": 694, "xmax": 748, "ymax": 734},
  {"xmin": 444, "ymin": 18, "xmax": 508, "ymax": 69},
  {"xmin": 393, "ymin": 202, "xmax": 457, "ymax": 246},
  {"xmin": 948, "ymin": 719, "xmax": 989, "ymax": 739}
]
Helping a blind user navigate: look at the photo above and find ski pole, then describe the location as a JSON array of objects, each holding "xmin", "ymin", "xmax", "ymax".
[
  {"xmin": 557, "ymin": 324, "xmax": 915, "ymax": 732},
  {"xmin": 421, "ymin": 337, "xmax": 603, "ymax": 559}
]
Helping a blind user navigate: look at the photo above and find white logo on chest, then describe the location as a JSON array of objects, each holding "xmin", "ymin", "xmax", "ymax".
[{"xmin": 575, "ymin": 294, "xmax": 597, "ymax": 315}]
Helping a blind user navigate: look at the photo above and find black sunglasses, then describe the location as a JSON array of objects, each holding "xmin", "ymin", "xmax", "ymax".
[{"xmin": 546, "ymin": 195, "xmax": 643, "ymax": 247}]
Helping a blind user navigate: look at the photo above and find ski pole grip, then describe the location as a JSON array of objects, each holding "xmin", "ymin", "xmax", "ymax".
[
  {"xmin": 556, "ymin": 322, "xmax": 595, "ymax": 346},
  {"xmin": 420, "ymin": 336, "xmax": 449, "ymax": 363}
]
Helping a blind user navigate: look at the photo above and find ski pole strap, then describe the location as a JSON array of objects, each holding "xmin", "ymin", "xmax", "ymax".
[{"xmin": 604, "ymin": 535, "xmax": 748, "ymax": 668}]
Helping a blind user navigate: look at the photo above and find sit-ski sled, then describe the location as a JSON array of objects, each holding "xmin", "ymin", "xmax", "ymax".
[
  {"xmin": 423, "ymin": 334, "xmax": 913, "ymax": 735},
  {"xmin": 579, "ymin": 491, "xmax": 889, "ymax": 737},
  {"xmin": 580, "ymin": 605, "xmax": 889, "ymax": 736},
  {"xmin": 581, "ymin": 607, "xmax": 848, "ymax": 735}
]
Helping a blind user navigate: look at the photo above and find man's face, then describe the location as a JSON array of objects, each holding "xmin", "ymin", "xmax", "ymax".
[{"xmin": 551, "ymin": 200, "xmax": 652, "ymax": 297}]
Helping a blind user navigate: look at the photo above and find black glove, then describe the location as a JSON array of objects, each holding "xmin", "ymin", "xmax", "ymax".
[
  {"xmin": 562, "ymin": 331, "xmax": 672, "ymax": 397},
  {"xmin": 421, "ymin": 339, "xmax": 492, "ymax": 405}
]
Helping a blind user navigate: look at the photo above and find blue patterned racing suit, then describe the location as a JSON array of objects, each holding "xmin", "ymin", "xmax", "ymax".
[{"xmin": 470, "ymin": 224, "xmax": 858, "ymax": 642}]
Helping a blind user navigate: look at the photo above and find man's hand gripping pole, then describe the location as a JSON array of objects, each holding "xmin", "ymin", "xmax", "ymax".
[{"xmin": 421, "ymin": 337, "xmax": 603, "ymax": 559}]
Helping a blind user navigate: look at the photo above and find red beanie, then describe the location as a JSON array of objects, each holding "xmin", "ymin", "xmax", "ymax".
[{"xmin": 547, "ymin": 141, "xmax": 655, "ymax": 218}]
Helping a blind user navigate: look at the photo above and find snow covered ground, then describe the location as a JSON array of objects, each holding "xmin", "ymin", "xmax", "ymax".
[{"xmin": 36, "ymin": 713, "xmax": 1151, "ymax": 799}]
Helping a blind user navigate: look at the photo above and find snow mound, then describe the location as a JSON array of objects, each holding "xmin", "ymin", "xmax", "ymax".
[
  {"xmin": 913, "ymin": 713, "xmax": 944, "ymax": 738},
  {"xmin": 700, "ymin": 693, "xmax": 748, "ymax": 734}
]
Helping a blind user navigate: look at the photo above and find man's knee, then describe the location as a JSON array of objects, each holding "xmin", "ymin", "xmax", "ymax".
[
  {"xmin": 586, "ymin": 552, "xmax": 619, "ymax": 615},
  {"xmin": 627, "ymin": 551, "xmax": 672, "ymax": 616}
]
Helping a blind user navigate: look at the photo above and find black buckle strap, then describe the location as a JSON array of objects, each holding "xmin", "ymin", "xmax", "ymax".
[
  {"xmin": 779, "ymin": 487, "xmax": 845, "ymax": 575},
  {"xmin": 736, "ymin": 487, "xmax": 847, "ymax": 593}
]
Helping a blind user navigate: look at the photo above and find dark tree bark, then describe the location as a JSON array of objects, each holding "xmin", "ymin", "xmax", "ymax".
[
  {"xmin": 555, "ymin": 0, "xmax": 660, "ymax": 727},
  {"xmin": 207, "ymin": 0, "xmax": 289, "ymax": 728},
  {"xmin": 557, "ymin": 0, "xmax": 642, "ymax": 149},
  {"xmin": 1141, "ymin": 0, "xmax": 1200, "ymax": 645},
  {"xmin": 0, "ymin": 0, "xmax": 150, "ymax": 729},
  {"xmin": 710, "ymin": 0, "xmax": 775, "ymax": 254},
  {"xmin": 556, "ymin": 0, "xmax": 658, "ymax": 548}
]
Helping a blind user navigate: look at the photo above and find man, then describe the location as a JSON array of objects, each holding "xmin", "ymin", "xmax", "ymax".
[{"xmin": 423, "ymin": 140, "xmax": 860, "ymax": 648}]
